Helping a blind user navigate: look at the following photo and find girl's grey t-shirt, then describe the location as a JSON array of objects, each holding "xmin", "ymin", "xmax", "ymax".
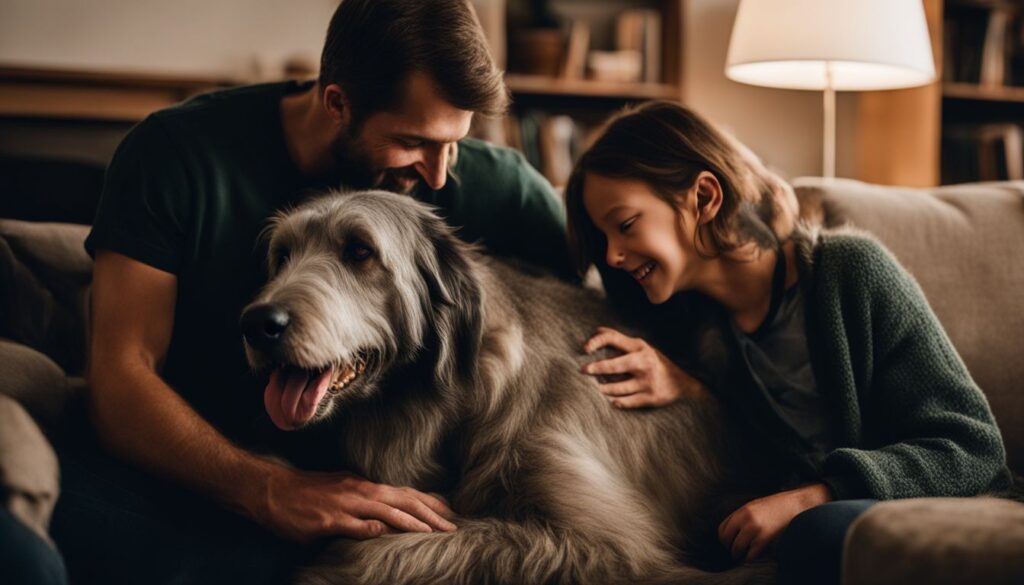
[{"xmin": 732, "ymin": 284, "xmax": 836, "ymax": 464}]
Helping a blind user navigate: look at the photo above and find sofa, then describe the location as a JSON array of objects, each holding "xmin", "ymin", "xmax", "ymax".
[
  {"xmin": 794, "ymin": 177, "xmax": 1024, "ymax": 584},
  {"xmin": 1, "ymin": 177, "xmax": 1022, "ymax": 583}
]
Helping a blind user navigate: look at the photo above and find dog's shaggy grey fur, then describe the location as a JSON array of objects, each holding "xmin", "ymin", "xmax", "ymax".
[{"xmin": 242, "ymin": 190, "xmax": 773, "ymax": 585}]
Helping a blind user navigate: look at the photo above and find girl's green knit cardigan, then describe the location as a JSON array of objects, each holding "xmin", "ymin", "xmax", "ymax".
[{"xmin": 685, "ymin": 227, "xmax": 1011, "ymax": 500}]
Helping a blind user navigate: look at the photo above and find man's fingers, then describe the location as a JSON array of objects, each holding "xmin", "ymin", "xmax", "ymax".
[
  {"xmin": 718, "ymin": 512, "xmax": 740, "ymax": 546},
  {"xmin": 409, "ymin": 489, "xmax": 457, "ymax": 521},
  {"xmin": 584, "ymin": 353, "xmax": 639, "ymax": 376},
  {"xmin": 599, "ymin": 379, "xmax": 643, "ymax": 397},
  {"xmin": 745, "ymin": 536, "xmax": 769, "ymax": 562},
  {"xmin": 382, "ymin": 492, "xmax": 457, "ymax": 532},
  {"xmin": 731, "ymin": 526, "xmax": 755, "ymax": 561},
  {"xmin": 359, "ymin": 501, "xmax": 433, "ymax": 534},
  {"xmin": 337, "ymin": 516, "xmax": 389, "ymax": 540}
]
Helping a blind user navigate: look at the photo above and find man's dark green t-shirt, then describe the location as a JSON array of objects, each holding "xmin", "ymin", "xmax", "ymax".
[{"xmin": 85, "ymin": 80, "xmax": 572, "ymax": 439}]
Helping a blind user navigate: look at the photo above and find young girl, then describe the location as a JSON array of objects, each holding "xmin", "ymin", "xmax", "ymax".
[{"xmin": 564, "ymin": 101, "xmax": 1010, "ymax": 585}]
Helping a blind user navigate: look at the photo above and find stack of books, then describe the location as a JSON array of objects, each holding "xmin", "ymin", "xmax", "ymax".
[
  {"xmin": 561, "ymin": 8, "xmax": 663, "ymax": 84},
  {"xmin": 945, "ymin": 0, "xmax": 1024, "ymax": 86},
  {"xmin": 942, "ymin": 123, "xmax": 1024, "ymax": 184},
  {"xmin": 503, "ymin": 112, "xmax": 589, "ymax": 189}
]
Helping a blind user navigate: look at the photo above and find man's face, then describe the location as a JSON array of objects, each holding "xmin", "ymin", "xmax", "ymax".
[{"xmin": 330, "ymin": 72, "xmax": 474, "ymax": 194}]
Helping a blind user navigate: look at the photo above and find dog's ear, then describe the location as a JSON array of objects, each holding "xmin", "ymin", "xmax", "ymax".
[{"xmin": 416, "ymin": 215, "xmax": 483, "ymax": 389}]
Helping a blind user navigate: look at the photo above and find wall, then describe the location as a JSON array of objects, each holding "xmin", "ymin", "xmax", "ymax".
[{"xmin": 0, "ymin": 0, "xmax": 336, "ymax": 79}]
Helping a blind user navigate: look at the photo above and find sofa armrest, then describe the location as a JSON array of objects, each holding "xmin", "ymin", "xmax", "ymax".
[
  {"xmin": 0, "ymin": 394, "xmax": 60, "ymax": 545},
  {"xmin": 842, "ymin": 497, "xmax": 1024, "ymax": 585},
  {"xmin": 0, "ymin": 339, "xmax": 76, "ymax": 435}
]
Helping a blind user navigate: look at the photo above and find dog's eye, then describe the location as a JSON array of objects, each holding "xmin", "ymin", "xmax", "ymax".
[
  {"xmin": 274, "ymin": 246, "xmax": 291, "ymax": 267},
  {"xmin": 346, "ymin": 242, "xmax": 374, "ymax": 263}
]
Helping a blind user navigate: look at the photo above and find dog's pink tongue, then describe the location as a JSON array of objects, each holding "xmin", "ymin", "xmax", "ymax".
[{"xmin": 264, "ymin": 367, "xmax": 333, "ymax": 431}]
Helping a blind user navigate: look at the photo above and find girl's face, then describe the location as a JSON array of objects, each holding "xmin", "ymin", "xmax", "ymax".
[{"xmin": 583, "ymin": 173, "xmax": 704, "ymax": 304}]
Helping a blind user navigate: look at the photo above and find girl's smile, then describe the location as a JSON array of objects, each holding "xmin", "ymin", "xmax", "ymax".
[{"xmin": 630, "ymin": 261, "xmax": 656, "ymax": 282}]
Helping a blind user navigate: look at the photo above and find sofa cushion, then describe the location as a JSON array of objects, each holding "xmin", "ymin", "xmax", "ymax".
[
  {"xmin": 0, "ymin": 393, "xmax": 60, "ymax": 545},
  {"xmin": 0, "ymin": 219, "xmax": 91, "ymax": 375},
  {"xmin": 843, "ymin": 497, "xmax": 1024, "ymax": 585},
  {"xmin": 0, "ymin": 339, "xmax": 75, "ymax": 435},
  {"xmin": 794, "ymin": 179, "xmax": 1024, "ymax": 474}
]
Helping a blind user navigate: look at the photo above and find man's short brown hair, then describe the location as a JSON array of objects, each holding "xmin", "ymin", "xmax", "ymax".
[{"xmin": 319, "ymin": 0, "xmax": 509, "ymax": 124}]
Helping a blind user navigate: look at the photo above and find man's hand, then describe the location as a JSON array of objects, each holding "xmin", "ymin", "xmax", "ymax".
[
  {"xmin": 718, "ymin": 483, "xmax": 833, "ymax": 561},
  {"xmin": 581, "ymin": 327, "xmax": 705, "ymax": 408},
  {"xmin": 249, "ymin": 466, "xmax": 457, "ymax": 543}
]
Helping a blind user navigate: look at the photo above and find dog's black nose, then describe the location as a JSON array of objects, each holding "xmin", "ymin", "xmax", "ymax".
[{"xmin": 240, "ymin": 303, "xmax": 291, "ymax": 350}]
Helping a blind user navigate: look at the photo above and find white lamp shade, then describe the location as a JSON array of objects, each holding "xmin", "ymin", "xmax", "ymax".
[{"xmin": 725, "ymin": 0, "xmax": 936, "ymax": 91}]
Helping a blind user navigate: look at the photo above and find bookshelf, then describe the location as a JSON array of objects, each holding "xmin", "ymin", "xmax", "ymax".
[
  {"xmin": 475, "ymin": 0, "xmax": 685, "ymax": 188},
  {"xmin": 943, "ymin": 81, "xmax": 1024, "ymax": 102},
  {"xmin": 505, "ymin": 73, "xmax": 680, "ymax": 100},
  {"xmin": 0, "ymin": 66, "xmax": 229, "ymax": 122},
  {"xmin": 856, "ymin": 0, "xmax": 1024, "ymax": 186}
]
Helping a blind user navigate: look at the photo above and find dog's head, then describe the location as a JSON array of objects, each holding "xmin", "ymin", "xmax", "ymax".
[{"xmin": 241, "ymin": 189, "xmax": 482, "ymax": 431}]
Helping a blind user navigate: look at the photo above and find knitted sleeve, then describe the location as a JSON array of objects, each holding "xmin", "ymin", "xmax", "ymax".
[{"xmin": 818, "ymin": 237, "xmax": 1010, "ymax": 500}]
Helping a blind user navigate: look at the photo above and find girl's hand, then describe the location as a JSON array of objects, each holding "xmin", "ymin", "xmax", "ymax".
[
  {"xmin": 581, "ymin": 326, "xmax": 705, "ymax": 408},
  {"xmin": 718, "ymin": 483, "xmax": 833, "ymax": 561}
]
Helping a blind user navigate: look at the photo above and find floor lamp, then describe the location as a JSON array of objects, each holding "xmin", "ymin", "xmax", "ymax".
[{"xmin": 725, "ymin": 0, "xmax": 936, "ymax": 178}]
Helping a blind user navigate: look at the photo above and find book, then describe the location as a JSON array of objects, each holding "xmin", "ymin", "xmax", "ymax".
[
  {"xmin": 942, "ymin": 122, "xmax": 1023, "ymax": 183},
  {"xmin": 980, "ymin": 8, "xmax": 1011, "ymax": 86},
  {"xmin": 538, "ymin": 115, "xmax": 577, "ymax": 188},
  {"xmin": 616, "ymin": 9, "xmax": 662, "ymax": 83},
  {"xmin": 641, "ymin": 9, "xmax": 662, "ymax": 84},
  {"xmin": 977, "ymin": 123, "xmax": 1024, "ymax": 180},
  {"xmin": 946, "ymin": 2, "xmax": 994, "ymax": 83},
  {"xmin": 561, "ymin": 20, "xmax": 590, "ymax": 80}
]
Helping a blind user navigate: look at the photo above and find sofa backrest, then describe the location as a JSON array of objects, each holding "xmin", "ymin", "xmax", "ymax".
[{"xmin": 794, "ymin": 178, "xmax": 1024, "ymax": 474}]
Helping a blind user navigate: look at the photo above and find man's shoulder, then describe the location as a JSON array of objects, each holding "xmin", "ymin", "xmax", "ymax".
[
  {"xmin": 133, "ymin": 81, "xmax": 297, "ymax": 147},
  {"xmin": 112, "ymin": 81, "xmax": 301, "ymax": 174},
  {"xmin": 153, "ymin": 81, "xmax": 297, "ymax": 123},
  {"xmin": 454, "ymin": 138, "xmax": 537, "ymax": 183}
]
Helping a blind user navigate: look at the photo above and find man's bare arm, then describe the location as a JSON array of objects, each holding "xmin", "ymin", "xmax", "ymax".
[{"xmin": 87, "ymin": 250, "xmax": 456, "ymax": 542}]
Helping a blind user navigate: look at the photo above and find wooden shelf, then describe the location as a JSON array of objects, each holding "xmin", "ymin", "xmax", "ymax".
[
  {"xmin": 0, "ymin": 66, "xmax": 233, "ymax": 122},
  {"xmin": 505, "ymin": 74, "xmax": 681, "ymax": 100},
  {"xmin": 943, "ymin": 82, "xmax": 1024, "ymax": 103}
]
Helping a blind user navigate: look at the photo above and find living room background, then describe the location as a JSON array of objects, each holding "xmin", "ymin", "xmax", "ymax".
[{"xmin": 0, "ymin": 0, "xmax": 858, "ymax": 182}]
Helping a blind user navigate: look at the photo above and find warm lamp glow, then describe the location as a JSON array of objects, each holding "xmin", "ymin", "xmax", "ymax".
[{"xmin": 725, "ymin": 0, "xmax": 936, "ymax": 177}]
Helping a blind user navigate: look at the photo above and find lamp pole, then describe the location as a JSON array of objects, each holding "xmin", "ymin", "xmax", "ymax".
[{"xmin": 823, "ymin": 61, "xmax": 836, "ymax": 179}]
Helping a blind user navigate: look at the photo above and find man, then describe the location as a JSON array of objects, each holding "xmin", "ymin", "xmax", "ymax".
[{"xmin": 51, "ymin": 0, "xmax": 571, "ymax": 582}]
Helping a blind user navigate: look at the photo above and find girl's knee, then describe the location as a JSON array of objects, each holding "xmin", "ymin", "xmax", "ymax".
[
  {"xmin": 777, "ymin": 499, "xmax": 876, "ymax": 568},
  {"xmin": 0, "ymin": 508, "xmax": 68, "ymax": 585}
]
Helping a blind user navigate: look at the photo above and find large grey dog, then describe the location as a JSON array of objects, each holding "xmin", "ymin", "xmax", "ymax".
[{"xmin": 240, "ymin": 190, "xmax": 774, "ymax": 585}]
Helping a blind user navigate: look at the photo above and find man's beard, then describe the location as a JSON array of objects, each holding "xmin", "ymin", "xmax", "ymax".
[{"xmin": 330, "ymin": 132, "xmax": 421, "ymax": 195}]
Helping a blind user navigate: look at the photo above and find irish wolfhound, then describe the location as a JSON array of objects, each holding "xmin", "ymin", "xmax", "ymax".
[{"xmin": 240, "ymin": 190, "xmax": 774, "ymax": 585}]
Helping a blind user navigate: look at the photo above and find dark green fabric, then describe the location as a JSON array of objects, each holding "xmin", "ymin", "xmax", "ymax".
[
  {"xmin": 84, "ymin": 81, "xmax": 570, "ymax": 437},
  {"xmin": 801, "ymin": 231, "xmax": 1010, "ymax": 500}
]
